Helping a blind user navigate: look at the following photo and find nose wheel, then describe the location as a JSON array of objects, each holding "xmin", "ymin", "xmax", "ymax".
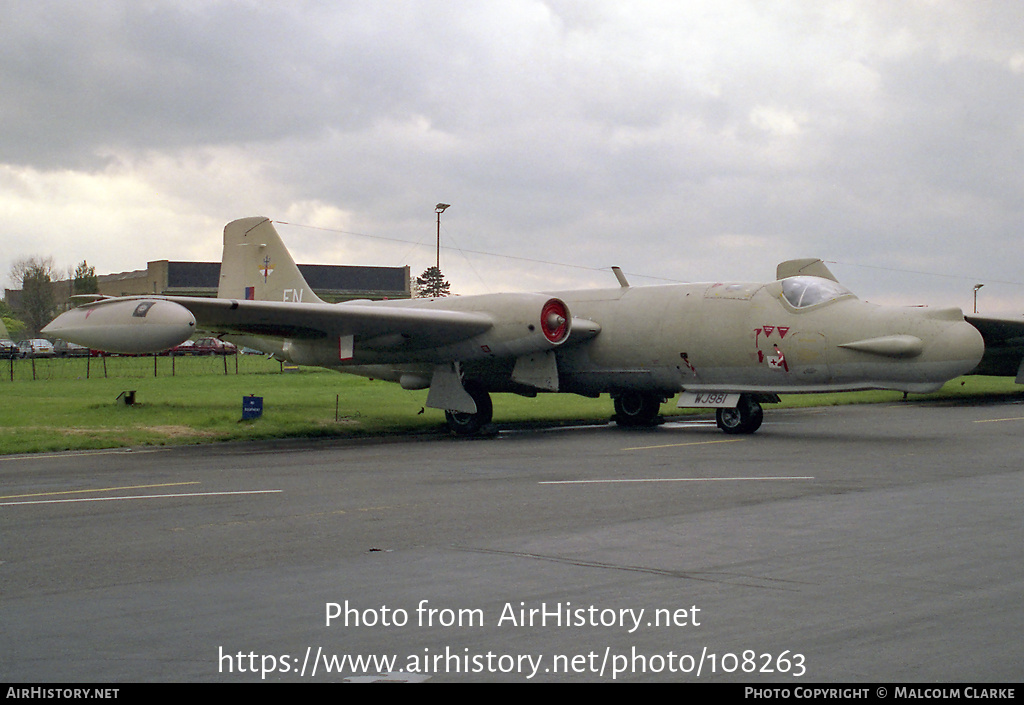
[{"xmin": 715, "ymin": 394, "xmax": 763, "ymax": 434}]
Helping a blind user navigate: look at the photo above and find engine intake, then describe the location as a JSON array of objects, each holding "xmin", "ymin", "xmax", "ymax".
[{"xmin": 541, "ymin": 298, "xmax": 570, "ymax": 344}]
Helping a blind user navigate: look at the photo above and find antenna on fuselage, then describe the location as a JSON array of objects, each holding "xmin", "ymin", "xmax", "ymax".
[{"xmin": 611, "ymin": 266, "xmax": 630, "ymax": 288}]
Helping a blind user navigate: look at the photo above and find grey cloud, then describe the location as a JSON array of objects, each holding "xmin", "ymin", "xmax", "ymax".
[{"xmin": 3, "ymin": 1, "xmax": 1024, "ymax": 310}]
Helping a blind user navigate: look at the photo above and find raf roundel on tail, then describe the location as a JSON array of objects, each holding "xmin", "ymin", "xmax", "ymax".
[{"xmin": 44, "ymin": 217, "xmax": 990, "ymax": 436}]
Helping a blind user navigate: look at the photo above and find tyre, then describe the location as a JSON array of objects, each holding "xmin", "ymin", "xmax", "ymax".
[
  {"xmin": 444, "ymin": 384, "xmax": 493, "ymax": 436},
  {"xmin": 715, "ymin": 394, "xmax": 763, "ymax": 434},
  {"xmin": 613, "ymin": 391, "xmax": 662, "ymax": 427}
]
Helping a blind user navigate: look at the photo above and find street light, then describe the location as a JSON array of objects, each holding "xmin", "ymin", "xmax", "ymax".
[
  {"xmin": 434, "ymin": 203, "xmax": 450, "ymax": 270},
  {"xmin": 973, "ymin": 283, "xmax": 984, "ymax": 313}
]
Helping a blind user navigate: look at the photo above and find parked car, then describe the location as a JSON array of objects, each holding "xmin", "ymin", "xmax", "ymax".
[
  {"xmin": 193, "ymin": 337, "xmax": 238, "ymax": 355},
  {"xmin": 53, "ymin": 339, "xmax": 90, "ymax": 357},
  {"xmin": 168, "ymin": 340, "xmax": 196, "ymax": 356},
  {"xmin": 16, "ymin": 339, "xmax": 55, "ymax": 358},
  {"xmin": 0, "ymin": 339, "xmax": 17, "ymax": 359}
]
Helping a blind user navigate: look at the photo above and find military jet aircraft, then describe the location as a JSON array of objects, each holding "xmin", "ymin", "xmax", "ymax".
[{"xmin": 43, "ymin": 217, "xmax": 986, "ymax": 435}]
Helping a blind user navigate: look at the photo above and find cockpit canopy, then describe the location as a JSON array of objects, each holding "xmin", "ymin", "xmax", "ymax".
[{"xmin": 780, "ymin": 276, "xmax": 854, "ymax": 309}]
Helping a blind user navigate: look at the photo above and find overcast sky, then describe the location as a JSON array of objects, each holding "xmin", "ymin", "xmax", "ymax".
[{"xmin": 2, "ymin": 1, "xmax": 1023, "ymax": 315}]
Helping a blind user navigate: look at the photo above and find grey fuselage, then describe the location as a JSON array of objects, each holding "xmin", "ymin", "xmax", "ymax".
[{"xmin": 243, "ymin": 277, "xmax": 983, "ymax": 398}]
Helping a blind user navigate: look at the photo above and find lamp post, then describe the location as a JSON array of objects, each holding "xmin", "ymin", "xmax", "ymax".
[
  {"xmin": 973, "ymin": 283, "xmax": 984, "ymax": 313},
  {"xmin": 434, "ymin": 203, "xmax": 450, "ymax": 270}
]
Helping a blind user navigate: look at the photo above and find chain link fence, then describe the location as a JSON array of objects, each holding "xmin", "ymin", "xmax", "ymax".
[{"xmin": 1, "ymin": 353, "xmax": 289, "ymax": 381}]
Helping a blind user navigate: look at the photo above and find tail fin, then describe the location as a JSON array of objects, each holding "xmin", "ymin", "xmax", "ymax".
[{"xmin": 218, "ymin": 217, "xmax": 324, "ymax": 304}]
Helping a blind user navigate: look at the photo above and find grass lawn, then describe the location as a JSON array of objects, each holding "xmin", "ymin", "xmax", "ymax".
[{"xmin": 1, "ymin": 355, "xmax": 1021, "ymax": 455}]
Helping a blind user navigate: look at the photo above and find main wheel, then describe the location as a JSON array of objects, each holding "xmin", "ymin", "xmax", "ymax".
[
  {"xmin": 613, "ymin": 391, "xmax": 663, "ymax": 427},
  {"xmin": 444, "ymin": 384, "xmax": 493, "ymax": 436},
  {"xmin": 715, "ymin": 394, "xmax": 763, "ymax": 434}
]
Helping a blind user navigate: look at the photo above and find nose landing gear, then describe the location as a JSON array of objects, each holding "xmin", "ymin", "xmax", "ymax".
[{"xmin": 715, "ymin": 394, "xmax": 763, "ymax": 434}]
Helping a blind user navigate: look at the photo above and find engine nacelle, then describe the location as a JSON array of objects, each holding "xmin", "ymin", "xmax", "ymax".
[
  {"xmin": 42, "ymin": 299, "xmax": 196, "ymax": 354},
  {"xmin": 454, "ymin": 294, "xmax": 572, "ymax": 360}
]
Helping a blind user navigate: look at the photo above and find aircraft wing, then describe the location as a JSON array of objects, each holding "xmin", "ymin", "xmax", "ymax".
[
  {"xmin": 965, "ymin": 315, "xmax": 1024, "ymax": 381},
  {"xmin": 75, "ymin": 295, "xmax": 495, "ymax": 350},
  {"xmin": 42, "ymin": 290, "xmax": 592, "ymax": 360},
  {"xmin": 176, "ymin": 296, "xmax": 495, "ymax": 347}
]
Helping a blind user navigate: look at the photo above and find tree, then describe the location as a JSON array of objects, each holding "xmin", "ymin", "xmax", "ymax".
[
  {"xmin": 415, "ymin": 266, "xmax": 451, "ymax": 298},
  {"xmin": 0, "ymin": 299, "xmax": 25, "ymax": 338},
  {"xmin": 72, "ymin": 260, "xmax": 98, "ymax": 295},
  {"xmin": 10, "ymin": 256, "xmax": 57, "ymax": 337}
]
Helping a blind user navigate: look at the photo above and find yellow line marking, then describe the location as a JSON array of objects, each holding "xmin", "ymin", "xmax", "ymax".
[
  {"xmin": 541, "ymin": 476, "xmax": 814, "ymax": 485},
  {"xmin": 621, "ymin": 438, "xmax": 746, "ymax": 451},
  {"xmin": 0, "ymin": 482, "xmax": 200, "ymax": 501},
  {"xmin": 974, "ymin": 417, "xmax": 1024, "ymax": 424}
]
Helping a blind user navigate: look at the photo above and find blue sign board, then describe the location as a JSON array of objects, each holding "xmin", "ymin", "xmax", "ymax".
[{"xmin": 242, "ymin": 395, "xmax": 263, "ymax": 419}]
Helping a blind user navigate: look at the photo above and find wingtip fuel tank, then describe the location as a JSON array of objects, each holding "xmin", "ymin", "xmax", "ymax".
[{"xmin": 42, "ymin": 299, "xmax": 196, "ymax": 354}]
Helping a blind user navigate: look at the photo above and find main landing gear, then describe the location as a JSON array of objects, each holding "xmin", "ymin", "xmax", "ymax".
[
  {"xmin": 612, "ymin": 391, "xmax": 664, "ymax": 427},
  {"xmin": 444, "ymin": 384, "xmax": 493, "ymax": 436},
  {"xmin": 443, "ymin": 387, "xmax": 764, "ymax": 436},
  {"xmin": 715, "ymin": 394, "xmax": 763, "ymax": 435}
]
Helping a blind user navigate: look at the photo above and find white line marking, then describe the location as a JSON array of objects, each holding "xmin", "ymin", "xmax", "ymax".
[{"xmin": 0, "ymin": 490, "xmax": 282, "ymax": 507}]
